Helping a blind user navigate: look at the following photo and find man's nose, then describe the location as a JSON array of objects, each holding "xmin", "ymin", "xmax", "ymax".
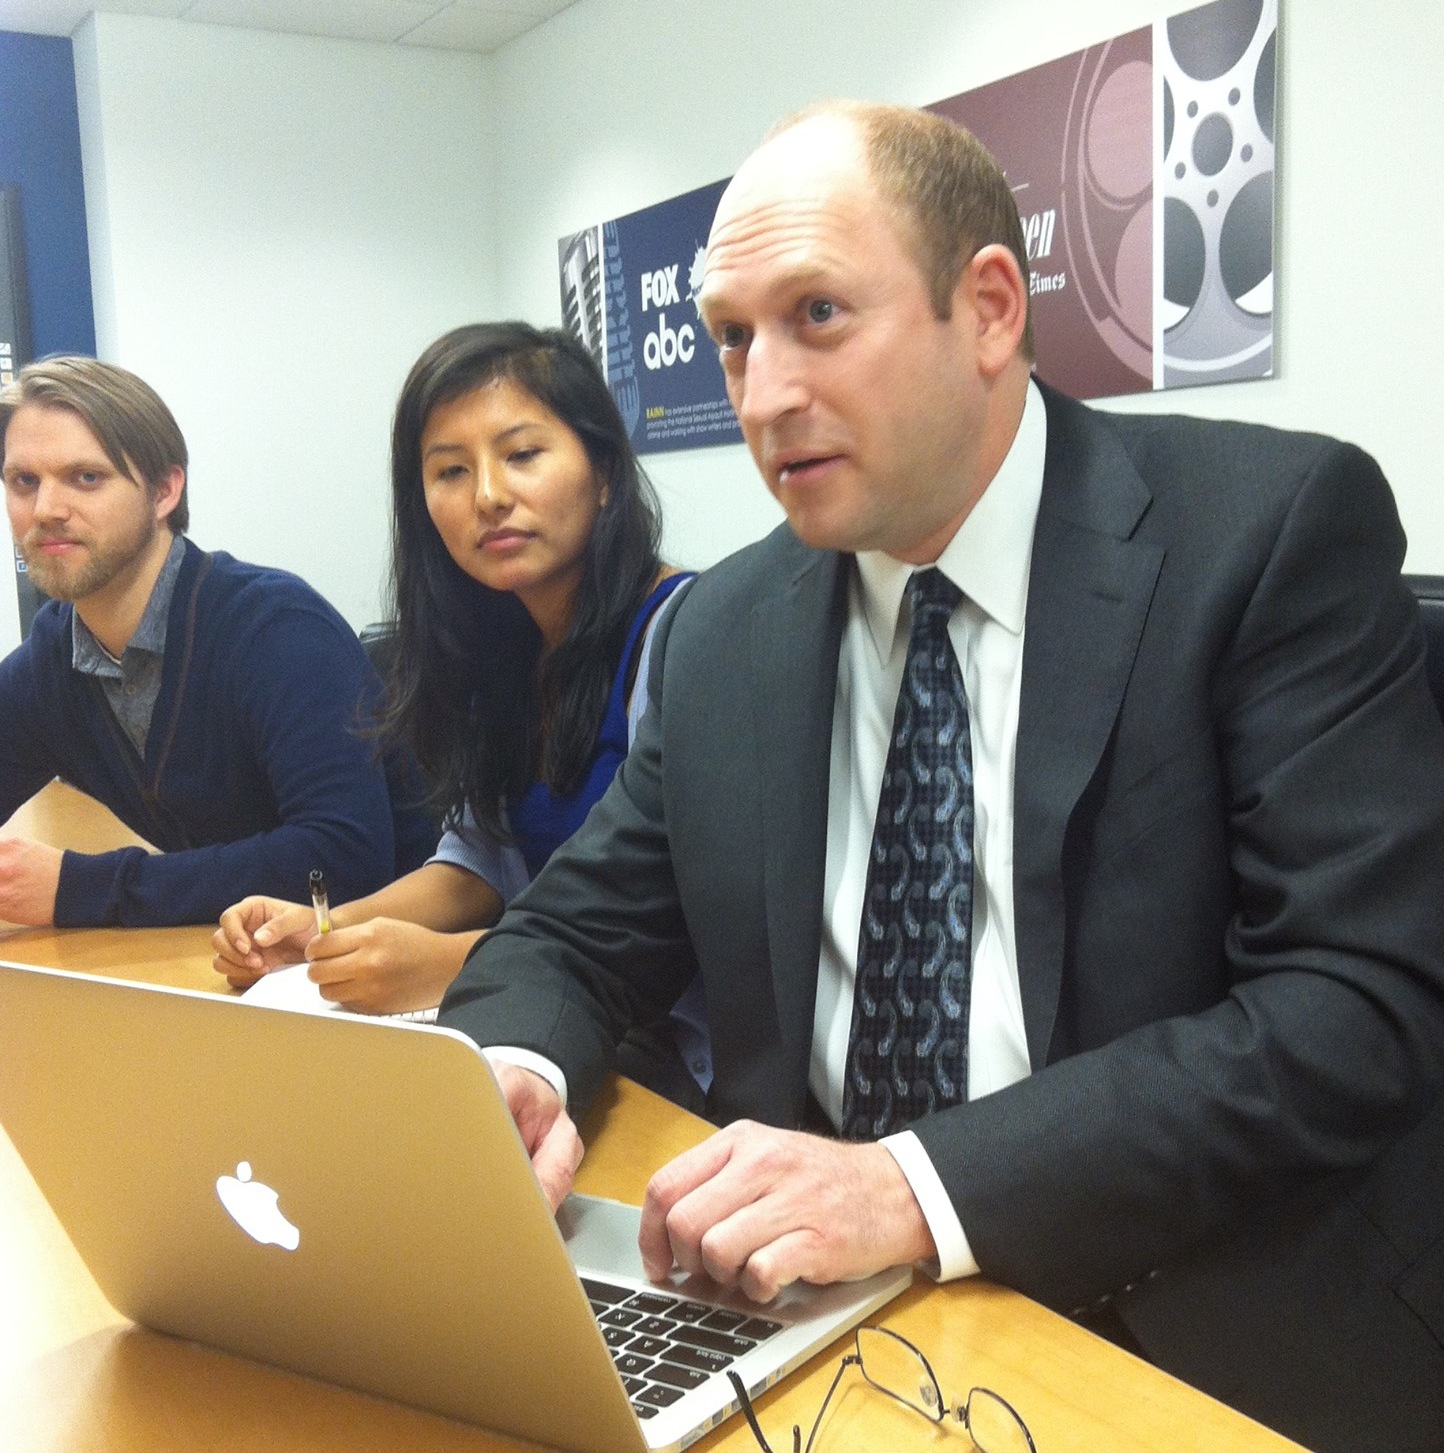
[
  {"xmin": 733, "ymin": 332, "xmax": 809, "ymax": 431},
  {"xmin": 31, "ymin": 477, "xmax": 69, "ymax": 522}
]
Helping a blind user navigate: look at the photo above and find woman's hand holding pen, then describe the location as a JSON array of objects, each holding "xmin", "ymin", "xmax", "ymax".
[
  {"xmin": 213, "ymin": 895, "xmax": 479, "ymax": 1014},
  {"xmin": 302, "ymin": 916, "xmax": 477, "ymax": 1015}
]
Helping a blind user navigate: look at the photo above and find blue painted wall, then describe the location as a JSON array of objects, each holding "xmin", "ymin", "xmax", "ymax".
[{"xmin": 0, "ymin": 31, "xmax": 96, "ymax": 358}]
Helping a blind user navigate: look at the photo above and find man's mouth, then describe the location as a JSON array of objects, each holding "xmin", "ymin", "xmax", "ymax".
[
  {"xmin": 27, "ymin": 535, "xmax": 82, "ymax": 556},
  {"xmin": 776, "ymin": 455, "xmax": 839, "ymax": 486}
]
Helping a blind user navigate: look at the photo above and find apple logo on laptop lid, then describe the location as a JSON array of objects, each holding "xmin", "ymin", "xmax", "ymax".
[{"xmin": 215, "ymin": 1162, "xmax": 301, "ymax": 1250}]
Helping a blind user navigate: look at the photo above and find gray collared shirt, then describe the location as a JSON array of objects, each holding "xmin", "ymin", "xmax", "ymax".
[{"xmin": 71, "ymin": 533, "xmax": 186, "ymax": 759}]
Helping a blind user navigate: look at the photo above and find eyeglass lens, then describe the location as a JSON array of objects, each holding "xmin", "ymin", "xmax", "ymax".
[
  {"xmin": 854, "ymin": 1327, "xmax": 1035, "ymax": 1453},
  {"xmin": 855, "ymin": 1326, "xmax": 944, "ymax": 1418},
  {"xmin": 963, "ymin": 1387, "xmax": 1037, "ymax": 1453}
]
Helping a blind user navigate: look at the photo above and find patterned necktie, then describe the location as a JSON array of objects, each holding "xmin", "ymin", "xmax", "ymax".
[{"xmin": 841, "ymin": 568, "xmax": 973, "ymax": 1140}]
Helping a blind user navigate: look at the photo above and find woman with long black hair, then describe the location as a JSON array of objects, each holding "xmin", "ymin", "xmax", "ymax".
[{"xmin": 214, "ymin": 322, "xmax": 707, "ymax": 1099}]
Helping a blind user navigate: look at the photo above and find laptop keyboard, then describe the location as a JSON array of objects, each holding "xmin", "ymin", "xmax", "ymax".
[{"xmin": 582, "ymin": 1278, "xmax": 784, "ymax": 1420}]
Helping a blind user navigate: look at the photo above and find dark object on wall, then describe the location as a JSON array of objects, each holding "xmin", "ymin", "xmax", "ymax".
[
  {"xmin": 1405, "ymin": 574, "xmax": 1444, "ymax": 725},
  {"xmin": 0, "ymin": 184, "xmax": 32, "ymax": 376},
  {"xmin": 0, "ymin": 182, "xmax": 46, "ymax": 639},
  {"xmin": 11, "ymin": 544, "xmax": 46, "ymax": 639}
]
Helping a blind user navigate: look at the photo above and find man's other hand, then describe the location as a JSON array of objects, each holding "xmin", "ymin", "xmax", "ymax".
[{"xmin": 492, "ymin": 1061, "xmax": 585, "ymax": 1211}]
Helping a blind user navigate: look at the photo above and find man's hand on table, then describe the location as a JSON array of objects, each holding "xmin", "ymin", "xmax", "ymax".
[{"xmin": 0, "ymin": 837, "xmax": 61, "ymax": 926}]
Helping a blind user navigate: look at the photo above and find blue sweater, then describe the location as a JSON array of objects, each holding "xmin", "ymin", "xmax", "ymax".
[{"xmin": 0, "ymin": 540, "xmax": 436, "ymax": 926}]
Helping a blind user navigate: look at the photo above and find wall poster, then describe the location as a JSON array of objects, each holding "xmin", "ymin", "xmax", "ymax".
[
  {"xmin": 559, "ymin": 0, "xmax": 1277, "ymax": 451},
  {"xmin": 936, "ymin": 0, "xmax": 1276, "ymax": 396},
  {"xmin": 559, "ymin": 178, "xmax": 739, "ymax": 457}
]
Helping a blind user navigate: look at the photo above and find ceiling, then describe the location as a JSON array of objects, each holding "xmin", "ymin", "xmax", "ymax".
[{"xmin": 0, "ymin": 0, "xmax": 578, "ymax": 54}]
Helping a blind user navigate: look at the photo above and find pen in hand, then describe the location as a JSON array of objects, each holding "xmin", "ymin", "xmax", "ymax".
[{"xmin": 309, "ymin": 869, "xmax": 332, "ymax": 936}]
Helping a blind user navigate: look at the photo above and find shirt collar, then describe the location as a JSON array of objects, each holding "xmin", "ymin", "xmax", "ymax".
[
  {"xmin": 855, "ymin": 377, "xmax": 1047, "ymax": 663},
  {"xmin": 71, "ymin": 532, "xmax": 187, "ymax": 672}
]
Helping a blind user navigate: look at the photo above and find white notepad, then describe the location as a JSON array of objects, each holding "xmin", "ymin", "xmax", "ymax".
[{"xmin": 240, "ymin": 962, "xmax": 438, "ymax": 1022}]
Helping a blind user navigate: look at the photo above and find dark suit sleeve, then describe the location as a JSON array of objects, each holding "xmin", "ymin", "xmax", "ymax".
[{"xmin": 917, "ymin": 438, "xmax": 1444, "ymax": 1312}]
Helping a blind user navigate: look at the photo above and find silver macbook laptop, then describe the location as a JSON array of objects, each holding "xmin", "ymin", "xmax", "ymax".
[{"xmin": 0, "ymin": 960, "xmax": 910, "ymax": 1452}]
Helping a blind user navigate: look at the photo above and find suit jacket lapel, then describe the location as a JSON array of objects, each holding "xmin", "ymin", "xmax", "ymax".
[
  {"xmin": 1014, "ymin": 386, "xmax": 1164, "ymax": 1068},
  {"xmin": 748, "ymin": 540, "xmax": 849, "ymax": 1107}
]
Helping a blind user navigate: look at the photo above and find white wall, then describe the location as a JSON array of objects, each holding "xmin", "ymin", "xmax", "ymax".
[
  {"xmin": 71, "ymin": 14, "xmax": 494, "ymax": 628},
  {"xmin": 53, "ymin": 0, "xmax": 1444, "ymax": 631},
  {"xmin": 489, "ymin": 0, "xmax": 1444, "ymax": 576}
]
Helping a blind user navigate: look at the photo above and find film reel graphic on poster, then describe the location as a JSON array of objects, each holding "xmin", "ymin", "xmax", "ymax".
[
  {"xmin": 1158, "ymin": 0, "xmax": 1277, "ymax": 385},
  {"xmin": 1058, "ymin": 38, "xmax": 1156, "ymax": 387}
]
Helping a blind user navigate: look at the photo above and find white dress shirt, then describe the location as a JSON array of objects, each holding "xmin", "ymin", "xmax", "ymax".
[{"xmin": 812, "ymin": 379, "xmax": 1047, "ymax": 1278}]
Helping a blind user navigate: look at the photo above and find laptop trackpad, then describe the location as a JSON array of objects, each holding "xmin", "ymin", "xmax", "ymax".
[{"xmin": 558, "ymin": 1193, "xmax": 650, "ymax": 1281}]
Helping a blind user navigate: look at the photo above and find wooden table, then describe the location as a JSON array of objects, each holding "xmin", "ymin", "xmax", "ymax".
[{"xmin": 0, "ymin": 782, "xmax": 1308, "ymax": 1451}]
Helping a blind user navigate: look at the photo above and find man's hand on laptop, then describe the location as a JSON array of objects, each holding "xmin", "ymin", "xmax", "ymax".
[
  {"xmin": 0, "ymin": 836, "xmax": 62, "ymax": 926},
  {"xmin": 494, "ymin": 1062, "xmax": 585, "ymax": 1210},
  {"xmin": 639, "ymin": 1121, "xmax": 934, "ymax": 1302}
]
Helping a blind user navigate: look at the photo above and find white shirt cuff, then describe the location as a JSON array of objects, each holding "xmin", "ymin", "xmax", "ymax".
[
  {"xmin": 482, "ymin": 1046, "xmax": 569, "ymax": 1108},
  {"xmin": 880, "ymin": 1130, "xmax": 979, "ymax": 1281}
]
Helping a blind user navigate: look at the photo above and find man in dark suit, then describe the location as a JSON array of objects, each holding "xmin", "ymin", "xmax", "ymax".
[{"xmin": 441, "ymin": 102, "xmax": 1444, "ymax": 1451}]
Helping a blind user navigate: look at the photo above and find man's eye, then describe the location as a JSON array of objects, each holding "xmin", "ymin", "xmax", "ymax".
[
  {"xmin": 806, "ymin": 299, "xmax": 835, "ymax": 324},
  {"xmin": 717, "ymin": 323, "xmax": 748, "ymax": 350}
]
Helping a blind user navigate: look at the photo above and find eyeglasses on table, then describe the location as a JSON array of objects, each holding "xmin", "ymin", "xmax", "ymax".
[{"xmin": 727, "ymin": 1324, "xmax": 1037, "ymax": 1453}]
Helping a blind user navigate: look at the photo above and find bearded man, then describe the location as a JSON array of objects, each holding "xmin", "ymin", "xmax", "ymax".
[{"xmin": 0, "ymin": 356, "xmax": 434, "ymax": 927}]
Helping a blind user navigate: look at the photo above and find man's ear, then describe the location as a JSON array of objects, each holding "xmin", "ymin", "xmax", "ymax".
[
  {"xmin": 152, "ymin": 465, "xmax": 185, "ymax": 525},
  {"xmin": 956, "ymin": 244, "xmax": 1030, "ymax": 379}
]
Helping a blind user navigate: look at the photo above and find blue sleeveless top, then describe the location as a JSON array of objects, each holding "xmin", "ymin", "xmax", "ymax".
[{"xmin": 509, "ymin": 573, "xmax": 692, "ymax": 877}]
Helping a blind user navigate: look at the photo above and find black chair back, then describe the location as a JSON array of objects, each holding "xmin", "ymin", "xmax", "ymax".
[
  {"xmin": 358, "ymin": 621, "xmax": 399, "ymax": 678},
  {"xmin": 1405, "ymin": 575, "xmax": 1444, "ymax": 725}
]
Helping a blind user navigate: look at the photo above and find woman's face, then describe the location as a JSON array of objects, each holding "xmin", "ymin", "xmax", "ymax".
[{"xmin": 421, "ymin": 378, "xmax": 606, "ymax": 645}]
